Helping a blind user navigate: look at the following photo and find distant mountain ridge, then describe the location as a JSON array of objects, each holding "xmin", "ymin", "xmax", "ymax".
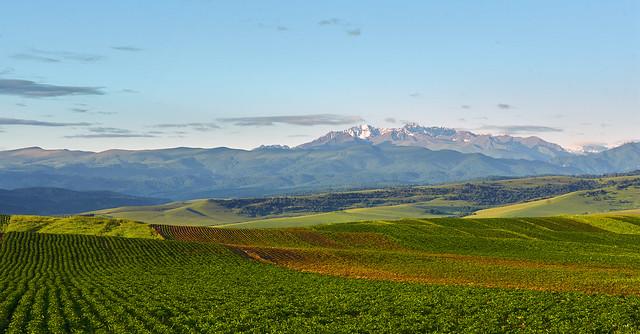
[
  {"xmin": 0, "ymin": 187, "xmax": 166, "ymax": 215},
  {"xmin": 0, "ymin": 144, "xmax": 577, "ymax": 199},
  {"xmin": 0, "ymin": 124, "xmax": 637, "ymax": 200},
  {"xmin": 299, "ymin": 123, "xmax": 572, "ymax": 161}
]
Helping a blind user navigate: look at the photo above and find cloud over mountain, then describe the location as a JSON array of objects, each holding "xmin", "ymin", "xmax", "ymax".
[
  {"xmin": 152, "ymin": 122, "xmax": 220, "ymax": 132},
  {"xmin": 218, "ymin": 114, "xmax": 363, "ymax": 126},
  {"xmin": 478, "ymin": 125, "xmax": 562, "ymax": 134},
  {"xmin": 64, "ymin": 127, "xmax": 155, "ymax": 138}
]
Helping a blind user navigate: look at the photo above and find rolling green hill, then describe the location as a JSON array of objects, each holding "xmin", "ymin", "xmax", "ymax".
[
  {"xmin": 93, "ymin": 173, "xmax": 639, "ymax": 227},
  {"xmin": 93, "ymin": 200, "xmax": 252, "ymax": 226},
  {"xmin": 468, "ymin": 184, "xmax": 640, "ymax": 218},
  {"xmin": 221, "ymin": 200, "xmax": 467, "ymax": 229}
]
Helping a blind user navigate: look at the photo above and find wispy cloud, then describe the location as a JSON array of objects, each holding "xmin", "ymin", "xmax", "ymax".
[
  {"xmin": 385, "ymin": 117, "xmax": 397, "ymax": 124},
  {"xmin": 0, "ymin": 79, "xmax": 104, "ymax": 97},
  {"xmin": 409, "ymin": 92, "xmax": 421, "ymax": 98},
  {"xmin": 346, "ymin": 29, "xmax": 361, "ymax": 36},
  {"xmin": 318, "ymin": 18, "xmax": 343, "ymax": 26},
  {"xmin": 64, "ymin": 127, "xmax": 155, "ymax": 138},
  {"xmin": 258, "ymin": 23, "xmax": 290, "ymax": 32},
  {"xmin": 219, "ymin": 114, "xmax": 363, "ymax": 126},
  {"xmin": 478, "ymin": 125, "xmax": 562, "ymax": 134},
  {"xmin": 461, "ymin": 105, "xmax": 471, "ymax": 109},
  {"xmin": 0, "ymin": 117, "xmax": 91, "ymax": 127},
  {"xmin": 318, "ymin": 18, "xmax": 362, "ymax": 37},
  {"xmin": 11, "ymin": 53, "xmax": 60, "ymax": 63},
  {"xmin": 11, "ymin": 49, "xmax": 103, "ymax": 63},
  {"xmin": 152, "ymin": 122, "xmax": 220, "ymax": 132},
  {"xmin": 64, "ymin": 133, "xmax": 154, "ymax": 139},
  {"xmin": 111, "ymin": 46, "xmax": 143, "ymax": 52},
  {"xmin": 497, "ymin": 103, "xmax": 514, "ymax": 109},
  {"xmin": 71, "ymin": 108, "xmax": 89, "ymax": 113}
]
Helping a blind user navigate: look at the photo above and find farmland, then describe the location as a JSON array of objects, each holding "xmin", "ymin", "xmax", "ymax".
[
  {"xmin": 2, "ymin": 213, "xmax": 640, "ymax": 332},
  {"xmin": 155, "ymin": 215, "xmax": 640, "ymax": 295},
  {"xmin": 0, "ymin": 215, "xmax": 160, "ymax": 239},
  {"xmin": 93, "ymin": 173, "xmax": 640, "ymax": 227},
  {"xmin": 470, "ymin": 182, "xmax": 640, "ymax": 218},
  {"xmin": 1, "ymin": 223, "xmax": 640, "ymax": 332}
]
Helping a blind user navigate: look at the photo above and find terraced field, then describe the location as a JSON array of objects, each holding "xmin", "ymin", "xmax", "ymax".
[{"xmin": 2, "ymin": 215, "xmax": 640, "ymax": 332}]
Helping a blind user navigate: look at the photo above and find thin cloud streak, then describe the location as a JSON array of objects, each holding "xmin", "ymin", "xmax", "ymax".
[
  {"xmin": 478, "ymin": 125, "xmax": 563, "ymax": 134},
  {"xmin": 64, "ymin": 127, "xmax": 155, "ymax": 138},
  {"xmin": 11, "ymin": 53, "xmax": 60, "ymax": 63},
  {"xmin": 0, "ymin": 79, "xmax": 104, "ymax": 97},
  {"xmin": 218, "ymin": 114, "xmax": 363, "ymax": 126},
  {"xmin": 12, "ymin": 49, "xmax": 103, "ymax": 63},
  {"xmin": 153, "ymin": 122, "xmax": 220, "ymax": 131},
  {"xmin": 111, "ymin": 46, "xmax": 143, "ymax": 52},
  {"xmin": 64, "ymin": 133, "xmax": 155, "ymax": 139},
  {"xmin": 0, "ymin": 117, "xmax": 91, "ymax": 127}
]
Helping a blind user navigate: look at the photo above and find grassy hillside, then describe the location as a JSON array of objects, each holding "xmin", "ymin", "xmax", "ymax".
[
  {"xmin": 221, "ymin": 200, "xmax": 463, "ymax": 229},
  {"xmin": 3, "ymin": 217, "xmax": 640, "ymax": 332},
  {"xmin": 93, "ymin": 200, "xmax": 252, "ymax": 226},
  {"xmin": 93, "ymin": 173, "xmax": 629, "ymax": 227},
  {"xmin": 0, "ymin": 215, "xmax": 161, "ymax": 239},
  {"xmin": 469, "ymin": 184, "xmax": 640, "ymax": 218}
]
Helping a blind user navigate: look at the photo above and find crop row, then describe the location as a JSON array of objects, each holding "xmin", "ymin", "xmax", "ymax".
[
  {"xmin": 152, "ymin": 224, "xmax": 394, "ymax": 249},
  {"xmin": 2, "ymin": 229, "xmax": 640, "ymax": 332}
]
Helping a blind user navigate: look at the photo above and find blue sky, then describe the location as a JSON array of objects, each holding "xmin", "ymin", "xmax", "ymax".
[{"xmin": 0, "ymin": 0, "xmax": 638, "ymax": 151}]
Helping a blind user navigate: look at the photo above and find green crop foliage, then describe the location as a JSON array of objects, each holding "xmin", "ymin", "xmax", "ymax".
[
  {"xmin": 0, "ymin": 231, "xmax": 640, "ymax": 333},
  {"xmin": 0, "ymin": 215, "xmax": 9, "ymax": 231},
  {"xmin": 5, "ymin": 215, "xmax": 161, "ymax": 239}
]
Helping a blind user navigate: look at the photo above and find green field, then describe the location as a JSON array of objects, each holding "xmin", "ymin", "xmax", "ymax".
[
  {"xmin": 92, "ymin": 173, "xmax": 640, "ymax": 228},
  {"xmin": 469, "ymin": 184, "xmax": 640, "ymax": 218},
  {"xmin": 220, "ymin": 201, "xmax": 461, "ymax": 229},
  {"xmin": 156, "ymin": 215, "xmax": 640, "ymax": 295},
  {"xmin": 0, "ymin": 215, "xmax": 160, "ymax": 239},
  {"xmin": 3, "ymin": 214, "xmax": 640, "ymax": 332},
  {"xmin": 92, "ymin": 200, "xmax": 251, "ymax": 226},
  {"xmin": 94, "ymin": 198, "xmax": 474, "ymax": 227}
]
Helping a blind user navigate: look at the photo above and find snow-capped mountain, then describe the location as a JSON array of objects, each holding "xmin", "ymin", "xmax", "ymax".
[{"xmin": 298, "ymin": 123, "xmax": 572, "ymax": 161}]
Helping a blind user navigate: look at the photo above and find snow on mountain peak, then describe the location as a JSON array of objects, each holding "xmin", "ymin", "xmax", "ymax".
[
  {"xmin": 298, "ymin": 122, "xmax": 572, "ymax": 161},
  {"xmin": 341, "ymin": 123, "xmax": 458, "ymax": 140},
  {"xmin": 344, "ymin": 124, "xmax": 379, "ymax": 139}
]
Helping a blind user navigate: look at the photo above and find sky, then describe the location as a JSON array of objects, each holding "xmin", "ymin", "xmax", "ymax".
[{"xmin": 0, "ymin": 0, "xmax": 638, "ymax": 152}]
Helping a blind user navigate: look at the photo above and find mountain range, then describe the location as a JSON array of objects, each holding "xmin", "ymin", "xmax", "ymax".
[
  {"xmin": 299, "ymin": 123, "xmax": 572, "ymax": 162},
  {"xmin": 0, "ymin": 123, "xmax": 638, "ymax": 199}
]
